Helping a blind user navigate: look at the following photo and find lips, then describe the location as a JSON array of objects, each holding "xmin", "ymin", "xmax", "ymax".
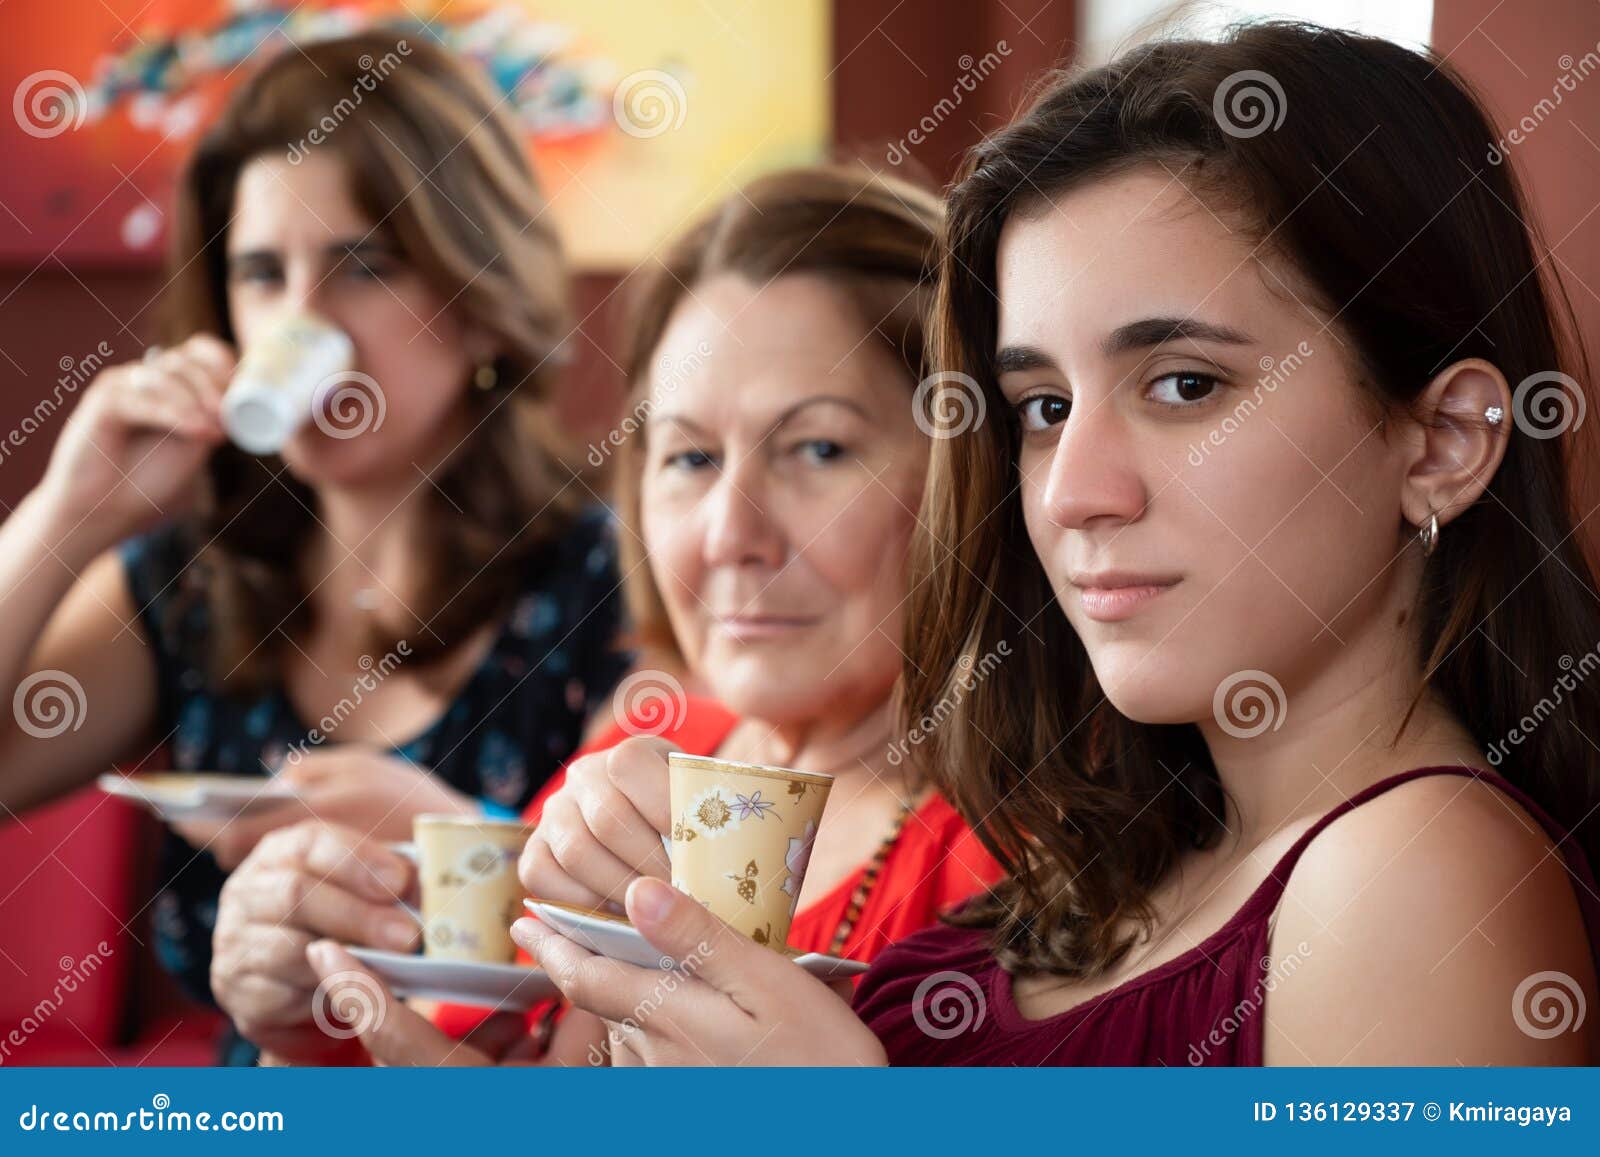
[
  {"xmin": 709, "ymin": 611, "xmax": 819, "ymax": 624},
  {"xmin": 710, "ymin": 613, "xmax": 821, "ymax": 640},
  {"xmin": 1068, "ymin": 569, "xmax": 1181, "ymax": 590},
  {"xmin": 1068, "ymin": 570, "xmax": 1181, "ymax": 623}
]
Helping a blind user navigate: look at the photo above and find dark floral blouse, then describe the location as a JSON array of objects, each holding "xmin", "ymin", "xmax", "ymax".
[{"xmin": 118, "ymin": 506, "xmax": 628, "ymax": 1062}]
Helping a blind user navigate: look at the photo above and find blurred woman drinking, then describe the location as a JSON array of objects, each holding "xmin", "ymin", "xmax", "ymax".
[{"xmin": 0, "ymin": 32, "xmax": 627, "ymax": 1062}]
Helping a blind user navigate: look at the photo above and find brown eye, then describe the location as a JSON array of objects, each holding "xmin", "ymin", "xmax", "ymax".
[
  {"xmin": 797, "ymin": 439, "xmax": 846, "ymax": 463},
  {"xmin": 228, "ymin": 260, "xmax": 281, "ymax": 286},
  {"xmin": 665, "ymin": 449, "xmax": 715, "ymax": 471},
  {"xmin": 1149, "ymin": 371, "xmax": 1219, "ymax": 407},
  {"xmin": 1018, "ymin": 394, "xmax": 1070, "ymax": 431}
]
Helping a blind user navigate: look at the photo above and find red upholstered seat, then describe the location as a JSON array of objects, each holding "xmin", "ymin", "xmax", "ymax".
[{"xmin": 0, "ymin": 782, "xmax": 222, "ymax": 1066}]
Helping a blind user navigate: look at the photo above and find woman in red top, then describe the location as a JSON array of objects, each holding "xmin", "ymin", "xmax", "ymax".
[
  {"xmin": 523, "ymin": 702, "xmax": 996, "ymax": 964},
  {"xmin": 516, "ymin": 23, "xmax": 1600, "ymax": 1066},
  {"xmin": 429, "ymin": 695, "xmax": 994, "ymax": 1044},
  {"xmin": 214, "ymin": 165, "xmax": 1002, "ymax": 1065}
]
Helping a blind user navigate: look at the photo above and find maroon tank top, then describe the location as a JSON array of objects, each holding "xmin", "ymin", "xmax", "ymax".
[{"xmin": 852, "ymin": 766, "xmax": 1600, "ymax": 1065}]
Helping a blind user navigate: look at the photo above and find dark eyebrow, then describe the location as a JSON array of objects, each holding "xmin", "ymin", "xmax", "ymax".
[
  {"xmin": 328, "ymin": 238, "xmax": 398, "ymax": 258},
  {"xmin": 1102, "ymin": 316, "xmax": 1253, "ymax": 356},
  {"xmin": 322, "ymin": 239, "xmax": 401, "ymax": 272},
  {"xmin": 994, "ymin": 345, "xmax": 1058, "ymax": 375},
  {"xmin": 226, "ymin": 238, "xmax": 397, "ymax": 265},
  {"xmin": 225, "ymin": 248, "xmax": 277, "ymax": 269},
  {"xmin": 996, "ymin": 318, "xmax": 1254, "ymax": 376}
]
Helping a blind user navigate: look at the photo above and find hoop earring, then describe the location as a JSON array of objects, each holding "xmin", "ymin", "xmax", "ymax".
[
  {"xmin": 1418, "ymin": 511, "xmax": 1440, "ymax": 557},
  {"xmin": 474, "ymin": 361, "xmax": 498, "ymax": 391}
]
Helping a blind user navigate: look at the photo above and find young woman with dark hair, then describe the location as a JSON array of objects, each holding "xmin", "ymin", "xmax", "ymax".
[{"xmin": 518, "ymin": 20, "xmax": 1600, "ymax": 1066}]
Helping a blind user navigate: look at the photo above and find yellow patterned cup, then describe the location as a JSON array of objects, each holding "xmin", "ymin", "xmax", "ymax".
[
  {"xmin": 667, "ymin": 753, "xmax": 833, "ymax": 950},
  {"xmin": 413, "ymin": 815, "xmax": 530, "ymax": 963}
]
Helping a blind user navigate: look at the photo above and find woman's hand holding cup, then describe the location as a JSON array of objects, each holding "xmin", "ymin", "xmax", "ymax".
[
  {"xmin": 513, "ymin": 875, "xmax": 886, "ymax": 1067},
  {"xmin": 211, "ymin": 820, "xmax": 419, "ymax": 1065},
  {"xmin": 33, "ymin": 335, "xmax": 234, "ymax": 560},
  {"xmin": 519, "ymin": 736, "xmax": 677, "ymax": 913}
]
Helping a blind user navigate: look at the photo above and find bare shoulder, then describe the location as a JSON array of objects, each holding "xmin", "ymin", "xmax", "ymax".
[
  {"xmin": 1264, "ymin": 773, "xmax": 1597, "ymax": 1065},
  {"xmin": 1283, "ymin": 772, "xmax": 1581, "ymax": 917}
]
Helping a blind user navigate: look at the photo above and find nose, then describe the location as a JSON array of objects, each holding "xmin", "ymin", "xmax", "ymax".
[
  {"xmin": 1036, "ymin": 401, "xmax": 1149, "ymax": 531},
  {"xmin": 280, "ymin": 263, "xmax": 329, "ymax": 320},
  {"xmin": 700, "ymin": 461, "xmax": 786, "ymax": 571}
]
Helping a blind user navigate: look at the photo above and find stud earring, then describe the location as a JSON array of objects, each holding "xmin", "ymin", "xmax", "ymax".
[
  {"xmin": 474, "ymin": 361, "xmax": 498, "ymax": 391},
  {"xmin": 1485, "ymin": 405, "xmax": 1504, "ymax": 426}
]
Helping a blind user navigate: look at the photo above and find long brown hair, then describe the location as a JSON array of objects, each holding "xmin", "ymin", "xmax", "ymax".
[
  {"xmin": 158, "ymin": 31, "xmax": 578, "ymax": 688},
  {"xmin": 905, "ymin": 21, "xmax": 1600, "ymax": 976},
  {"xmin": 609, "ymin": 164, "xmax": 944, "ymax": 665}
]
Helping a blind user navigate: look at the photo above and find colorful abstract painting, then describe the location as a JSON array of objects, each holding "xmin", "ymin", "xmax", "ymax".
[{"xmin": 0, "ymin": 1, "xmax": 829, "ymax": 269}]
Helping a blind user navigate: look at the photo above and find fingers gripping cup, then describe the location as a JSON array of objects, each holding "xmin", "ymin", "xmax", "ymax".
[
  {"xmin": 667, "ymin": 753, "xmax": 832, "ymax": 949},
  {"xmin": 412, "ymin": 815, "xmax": 531, "ymax": 964},
  {"xmin": 222, "ymin": 311, "xmax": 355, "ymax": 455}
]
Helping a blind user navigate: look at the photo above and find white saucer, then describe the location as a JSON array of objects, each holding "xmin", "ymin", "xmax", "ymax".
[
  {"xmin": 524, "ymin": 899, "xmax": 870, "ymax": 981},
  {"xmin": 97, "ymin": 772, "xmax": 300, "ymax": 822},
  {"xmin": 345, "ymin": 947, "xmax": 558, "ymax": 1011}
]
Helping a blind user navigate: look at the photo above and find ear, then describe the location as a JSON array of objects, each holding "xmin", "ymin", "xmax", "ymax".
[{"xmin": 1398, "ymin": 358, "xmax": 1511, "ymax": 534}]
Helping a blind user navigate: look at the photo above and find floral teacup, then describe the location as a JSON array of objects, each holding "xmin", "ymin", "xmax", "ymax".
[
  {"xmin": 667, "ymin": 753, "xmax": 833, "ymax": 949},
  {"xmin": 413, "ymin": 815, "xmax": 531, "ymax": 963}
]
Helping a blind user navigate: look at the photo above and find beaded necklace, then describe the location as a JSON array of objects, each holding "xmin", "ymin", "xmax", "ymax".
[{"xmin": 826, "ymin": 795, "xmax": 919, "ymax": 956}]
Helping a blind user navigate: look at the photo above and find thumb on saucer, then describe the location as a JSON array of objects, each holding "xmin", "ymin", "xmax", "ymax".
[
  {"xmin": 623, "ymin": 876, "xmax": 790, "ymax": 1006},
  {"xmin": 305, "ymin": 940, "xmax": 492, "ymax": 1067}
]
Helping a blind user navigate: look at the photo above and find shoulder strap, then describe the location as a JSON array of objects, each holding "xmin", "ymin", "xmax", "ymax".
[
  {"xmin": 1255, "ymin": 764, "xmax": 1597, "ymax": 935},
  {"xmin": 1254, "ymin": 764, "xmax": 1491, "ymax": 934}
]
